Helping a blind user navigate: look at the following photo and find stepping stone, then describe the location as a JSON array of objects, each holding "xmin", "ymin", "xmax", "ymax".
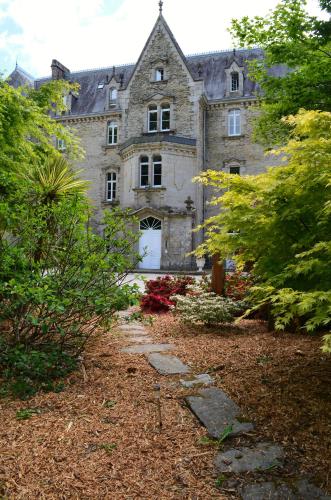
[
  {"xmin": 117, "ymin": 324, "xmax": 145, "ymax": 332},
  {"xmin": 128, "ymin": 336, "xmax": 153, "ymax": 343},
  {"xmin": 121, "ymin": 343, "xmax": 174, "ymax": 354},
  {"xmin": 241, "ymin": 482, "xmax": 295, "ymax": 500},
  {"xmin": 148, "ymin": 353, "xmax": 190, "ymax": 375},
  {"xmin": 123, "ymin": 330, "xmax": 149, "ymax": 336},
  {"xmin": 241, "ymin": 480, "xmax": 331, "ymax": 500},
  {"xmin": 294, "ymin": 479, "xmax": 331, "ymax": 500},
  {"xmin": 214, "ymin": 442, "xmax": 283, "ymax": 473},
  {"xmin": 185, "ymin": 387, "xmax": 254, "ymax": 439},
  {"xmin": 180, "ymin": 373, "xmax": 213, "ymax": 388}
]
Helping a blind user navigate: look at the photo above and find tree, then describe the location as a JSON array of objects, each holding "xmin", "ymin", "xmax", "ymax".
[
  {"xmin": 0, "ymin": 77, "xmax": 83, "ymax": 237},
  {"xmin": 0, "ymin": 76, "xmax": 140, "ymax": 398},
  {"xmin": 195, "ymin": 110, "xmax": 331, "ymax": 351},
  {"xmin": 230, "ymin": 0, "xmax": 331, "ymax": 146}
]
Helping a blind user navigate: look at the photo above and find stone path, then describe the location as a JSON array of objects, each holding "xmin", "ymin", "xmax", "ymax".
[
  {"xmin": 117, "ymin": 318, "xmax": 330, "ymax": 500},
  {"xmin": 148, "ymin": 352, "xmax": 190, "ymax": 375},
  {"xmin": 186, "ymin": 387, "xmax": 254, "ymax": 438}
]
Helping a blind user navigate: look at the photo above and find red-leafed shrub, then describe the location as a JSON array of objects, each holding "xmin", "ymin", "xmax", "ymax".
[
  {"xmin": 225, "ymin": 271, "xmax": 253, "ymax": 301},
  {"xmin": 141, "ymin": 275, "xmax": 194, "ymax": 313},
  {"xmin": 140, "ymin": 293, "xmax": 174, "ymax": 313}
]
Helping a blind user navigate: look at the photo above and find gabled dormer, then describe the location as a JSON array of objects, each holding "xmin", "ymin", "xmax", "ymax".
[
  {"xmin": 125, "ymin": 8, "xmax": 197, "ymax": 94},
  {"xmin": 225, "ymin": 59, "xmax": 244, "ymax": 98},
  {"xmin": 106, "ymin": 70, "xmax": 119, "ymax": 110},
  {"xmin": 124, "ymin": 6, "xmax": 202, "ymax": 139}
]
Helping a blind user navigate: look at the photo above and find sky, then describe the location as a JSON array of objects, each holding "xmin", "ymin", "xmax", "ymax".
[{"xmin": 0, "ymin": 0, "xmax": 328, "ymax": 78}]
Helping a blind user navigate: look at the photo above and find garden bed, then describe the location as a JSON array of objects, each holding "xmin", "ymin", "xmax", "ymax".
[{"xmin": 0, "ymin": 315, "xmax": 329, "ymax": 498}]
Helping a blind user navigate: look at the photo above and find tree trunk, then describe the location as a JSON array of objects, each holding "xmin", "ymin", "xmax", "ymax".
[{"xmin": 211, "ymin": 254, "xmax": 225, "ymax": 296}]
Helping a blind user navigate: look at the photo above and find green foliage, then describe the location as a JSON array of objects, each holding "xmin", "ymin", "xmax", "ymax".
[
  {"xmin": 103, "ymin": 400, "xmax": 117, "ymax": 409},
  {"xmin": 17, "ymin": 156, "xmax": 88, "ymax": 204},
  {"xmin": 215, "ymin": 475, "xmax": 226, "ymax": 489},
  {"xmin": 218, "ymin": 424, "xmax": 234, "ymax": 443},
  {"xmin": 0, "ymin": 200, "xmax": 140, "ymax": 353},
  {"xmin": 99, "ymin": 443, "xmax": 117, "ymax": 454},
  {"xmin": 195, "ymin": 110, "xmax": 331, "ymax": 351},
  {"xmin": 16, "ymin": 408, "xmax": 42, "ymax": 420},
  {"xmin": 0, "ymin": 78, "xmax": 141, "ymax": 397},
  {"xmin": 230, "ymin": 0, "xmax": 331, "ymax": 146},
  {"xmin": 172, "ymin": 283, "xmax": 242, "ymax": 327},
  {"xmin": 0, "ymin": 340, "xmax": 76, "ymax": 399}
]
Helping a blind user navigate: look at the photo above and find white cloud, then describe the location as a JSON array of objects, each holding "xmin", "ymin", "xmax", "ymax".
[{"xmin": 0, "ymin": 0, "xmax": 327, "ymax": 77}]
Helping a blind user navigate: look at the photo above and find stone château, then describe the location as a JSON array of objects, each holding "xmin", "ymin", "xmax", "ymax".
[{"xmin": 8, "ymin": 5, "xmax": 284, "ymax": 270}]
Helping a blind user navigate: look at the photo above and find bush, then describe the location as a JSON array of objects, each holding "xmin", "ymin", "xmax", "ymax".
[
  {"xmin": 0, "ymin": 341, "xmax": 76, "ymax": 399},
  {"xmin": 172, "ymin": 285, "xmax": 243, "ymax": 327},
  {"xmin": 140, "ymin": 275, "xmax": 194, "ymax": 313},
  {"xmin": 225, "ymin": 271, "xmax": 253, "ymax": 301},
  {"xmin": 0, "ymin": 198, "xmax": 140, "ymax": 397}
]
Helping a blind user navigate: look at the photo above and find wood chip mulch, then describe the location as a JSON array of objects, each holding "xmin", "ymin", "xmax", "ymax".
[{"xmin": 0, "ymin": 315, "xmax": 330, "ymax": 499}]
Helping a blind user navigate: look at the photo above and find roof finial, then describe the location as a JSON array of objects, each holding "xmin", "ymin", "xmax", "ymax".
[{"xmin": 159, "ymin": 0, "xmax": 163, "ymax": 14}]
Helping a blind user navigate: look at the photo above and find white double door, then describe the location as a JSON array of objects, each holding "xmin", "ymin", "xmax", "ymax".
[{"xmin": 139, "ymin": 228, "xmax": 161, "ymax": 269}]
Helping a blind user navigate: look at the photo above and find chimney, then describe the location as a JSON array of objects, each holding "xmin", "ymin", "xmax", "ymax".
[{"xmin": 51, "ymin": 59, "xmax": 70, "ymax": 80}]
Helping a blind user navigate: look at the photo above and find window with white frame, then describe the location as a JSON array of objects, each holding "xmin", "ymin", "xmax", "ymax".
[
  {"xmin": 106, "ymin": 171, "xmax": 117, "ymax": 201},
  {"xmin": 153, "ymin": 155, "xmax": 162, "ymax": 186},
  {"xmin": 231, "ymin": 72, "xmax": 239, "ymax": 92},
  {"xmin": 228, "ymin": 109, "xmax": 241, "ymax": 136},
  {"xmin": 148, "ymin": 105, "xmax": 158, "ymax": 132},
  {"xmin": 109, "ymin": 88, "xmax": 117, "ymax": 107},
  {"xmin": 140, "ymin": 156, "xmax": 149, "ymax": 187},
  {"xmin": 160, "ymin": 103, "xmax": 170, "ymax": 131},
  {"xmin": 155, "ymin": 68, "xmax": 164, "ymax": 81},
  {"xmin": 107, "ymin": 121, "xmax": 118, "ymax": 145},
  {"xmin": 148, "ymin": 103, "xmax": 171, "ymax": 133},
  {"xmin": 57, "ymin": 138, "xmax": 66, "ymax": 151}
]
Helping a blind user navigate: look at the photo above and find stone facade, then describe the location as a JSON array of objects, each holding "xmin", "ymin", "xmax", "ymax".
[{"xmin": 9, "ymin": 11, "xmax": 283, "ymax": 270}]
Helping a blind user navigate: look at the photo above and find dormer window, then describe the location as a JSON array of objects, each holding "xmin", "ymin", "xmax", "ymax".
[
  {"xmin": 225, "ymin": 62, "xmax": 244, "ymax": 97},
  {"xmin": 155, "ymin": 68, "xmax": 164, "ymax": 81},
  {"xmin": 231, "ymin": 72, "xmax": 239, "ymax": 92},
  {"xmin": 107, "ymin": 121, "xmax": 118, "ymax": 145},
  {"xmin": 57, "ymin": 138, "xmax": 66, "ymax": 151},
  {"xmin": 109, "ymin": 88, "xmax": 117, "ymax": 108},
  {"xmin": 148, "ymin": 105, "xmax": 158, "ymax": 132}
]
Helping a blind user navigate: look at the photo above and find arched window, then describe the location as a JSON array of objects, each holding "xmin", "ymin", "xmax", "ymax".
[
  {"xmin": 231, "ymin": 72, "xmax": 239, "ymax": 92},
  {"xmin": 229, "ymin": 165, "xmax": 240, "ymax": 175},
  {"xmin": 153, "ymin": 155, "xmax": 162, "ymax": 187},
  {"xmin": 109, "ymin": 88, "xmax": 117, "ymax": 107},
  {"xmin": 148, "ymin": 105, "xmax": 158, "ymax": 132},
  {"xmin": 228, "ymin": 109, "xmax": 241, "ymax": 136},
  {"xmin": 106, "ymin": 171, "xmax": 117, "ymax": 201},
  {"xmin": 140, "ymin": 156, "xmax": 149, "ymax": 187},
  {"xmin": 160, "ymin": 103, "xmax": 170, "ymax": 131},
  {"xmin": 107, "ymin": 121, "xmax": 118, "ymax": 145},
  {"xmin": 140, "ymin": 217, "xmax": 161, "ymax": 230}
]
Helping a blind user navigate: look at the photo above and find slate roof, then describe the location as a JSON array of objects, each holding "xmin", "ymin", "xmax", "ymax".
[
  {"xmin": 7, "ymin": 20, "xmax": 288, "ymax": 116},
  {"xmin": 7, "ymin": 65, "xmax": 34, "ymax": 88},
  {"xmin": 120, "ymin": 134, "xmax": 196, "ymax": 151}
]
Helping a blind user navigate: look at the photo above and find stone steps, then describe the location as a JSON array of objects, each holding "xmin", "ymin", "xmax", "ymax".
[{"xmin": 116, "ymin": 320, "xmax": 330, "ymax": 500}]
